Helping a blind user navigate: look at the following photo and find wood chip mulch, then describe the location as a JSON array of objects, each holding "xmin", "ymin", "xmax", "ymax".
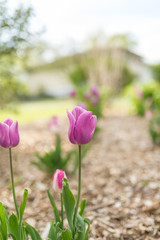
[{"xmin": 0, "ymin": 115, "xmax": 160, "ymax": 239}]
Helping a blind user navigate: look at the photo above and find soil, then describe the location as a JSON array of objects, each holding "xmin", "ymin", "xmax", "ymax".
[{"xmin": 0, "ymin": 114, "xmax": 160, "ymax": 240}]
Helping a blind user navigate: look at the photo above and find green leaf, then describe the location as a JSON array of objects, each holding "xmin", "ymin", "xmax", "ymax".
[
  {"xmin": 84, "ymin": 218, "xmax": 90, "ymax": 240},
  {"xmin": 24, "ymin": 222, "xmax": 42, "ymax": 240},
  {"xmin": 62, "ymin": 178, "xmax": 75, "ymax": 232},
  {"xmin": 47, "ymin": 190, "xmax": 60, "ymax": 224},
  {"xmin": 79, "ymin": 200, "xmax": 87, "ymax": 217},
  {"xmin": 21, "ymin": 226, "xmax": 28, "ymax": 240},
  {"xmin": 48, "ymin": 221, "xmax": 56, "ymax": 240},
  {"xmin": 8, "ymin": 213, "xmax": 19, "ymax": 240},
  {"xmin": 62, "ymin": 228, "xmax": 72, "ymax": 240},
  {"xmin": 75, "ymin": 214, "xmax": 85, "ymax": 240},
  {"xmin": 0, "ymin": 202, "xmax": 8, "ymax": 240},
  {"xmin": 19, "ymin": 189, "xmax": 28, "ymax": 224}
]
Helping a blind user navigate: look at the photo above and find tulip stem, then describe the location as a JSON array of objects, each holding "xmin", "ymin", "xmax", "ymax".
[
  {"xmin": 61, "ymin": 193, "xmax": 63, "ymax": 228},
  {"xmin": 73, "ymin": 145, "xmax": 82, "ymax": 228},
  {"xmin": 9, "ymin": 148, "xmax": 19, "ymax": 218}
]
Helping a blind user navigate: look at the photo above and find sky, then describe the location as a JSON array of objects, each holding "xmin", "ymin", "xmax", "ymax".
[{"xmin": 11, "ymin": 0, "xmax": 160, "ymax": 64}]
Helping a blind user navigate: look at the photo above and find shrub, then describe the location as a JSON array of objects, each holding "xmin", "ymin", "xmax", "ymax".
[
  {"xmin": 122, "ymin": 81, "xmax": 160, "ymax": 116},
  {"xmin": 151, "ymin": 63, "xmax": 160, "ymax": 83},
  {"xmin": 69, "ymin": 65, "xmax": 87, "ymax": 87}
]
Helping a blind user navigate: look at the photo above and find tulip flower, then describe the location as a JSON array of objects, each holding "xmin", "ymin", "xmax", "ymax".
[
  {"xmin": 135, "ymin": 87, "xmax": 143, "ymax": 99},
  {"xmin": 145, "ymin": 109, "xmax": 153, "ymax": 120},
  {"xmin": 52, "ymin": 169, "xmax": 67, "ymax": 228},
  {"xmin": 52, "ymin": 169, "xmax": 67, "ymax": 193},
  {"xmin": 0, "ymin": 118, "xmax": 20, "ymax": 148},
  {"xmin": 91, "ymin": 96, "xmax": 99, "ymax": 105},
  {"xmin": 67, "ymin": 106, "xmax": 97, "ymax": 145},
  {"xmin": 69, "ymin": 89, "xmax": 76, "ymax": 98},
  {"xmin": 84, "ymin": 92, "xmax": 90, "ymax": 100},
  {"xmin": 91, "ymin": 85, "xmax": 100, "ymax": 98},
  {"xmin": 48, "ymin": 116, "xmax": 59, "ymax": 132},
  {"xmin": 0, "ymin": 118, "xmax": 20, "ymax": 222},
  {"xmin": 67, "ymin": 106, "xmax": 97, "ymax": 229}
]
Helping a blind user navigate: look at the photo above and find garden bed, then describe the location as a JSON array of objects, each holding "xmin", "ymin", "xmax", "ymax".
[{"xmin": 0, "ymin": 115, "xmax": 160, "ymax": 239}]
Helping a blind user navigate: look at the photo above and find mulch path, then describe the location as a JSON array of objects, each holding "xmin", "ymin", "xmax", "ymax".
[{"xmin": 1, "ymin": 115, "xmax": 160, "ymax": 239}]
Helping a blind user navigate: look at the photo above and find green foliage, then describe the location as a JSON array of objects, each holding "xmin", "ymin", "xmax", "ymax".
[
  {"xmin": 0, "ymin": 188, "xmax": 41, "ymax": 239},
  {"xmin": 149, "ymin": 113, "xmax": 160, "ymax": 145},
  {"xmin": 8, "ymin": 214, "xmax": 19, "ymax": 240},
  {"xmin": 48, "ymin": 178, "xmax": 90, "ymax": 240},
  {"xmin": 0, "ymin": 0, "xmax": 34, "ymax": 108},
  {"xmin": 19, "ymin": 189, "xmax": 28, "ymax": 225},
  {"xmin": 119, "ymin": 65, "xmax": 135, "ymax": 89},
  {"xmin": 32, "ymin": 134, "xmax": 89, "ymax": 175},
  {"xmin": 47, "ymin": 190, "xmax": 61, "ymax": 225},
  {"xmin": 79, "ymin": 200, "xmax": 87, "ymax": 218},
  {"xmin": 106, "ymin": 33, "xmax": 136, "ymax": 50},
  {"xmin": 62, "ymin": 228, "xmax": 72, "ymax": 240},
  {"xmin": 0, "ymin": 202, "xmax": 9, "ymax": 240},
  {"xmin": 23, "ymin": 222, "xmax": 42, "ymax": 240},
  {"xmin": 122, "ymin": 81, "xmax": 160, "ymax": 116},
  {"xmin": 69, "ymin": 65, "xmax": 87, "ymax": 87},
  {"xmin": 62, "ymin": 178, "xmax": 75, "ymax": 231},
  {"xmin": 151, "ymin": 63, "xmax": 160, "ymax": 83}
]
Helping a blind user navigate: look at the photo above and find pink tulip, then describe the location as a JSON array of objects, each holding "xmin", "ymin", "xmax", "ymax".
[
  {"xmin": 69, "ymin": 89, "xmax": 76, "ymax": 98},
  {"xmin": 135, "ymin": 88, "xmax": 143, "ymax": 99},
  {"xmin": 84, "ymin": 92, "xmax": 90, "ymax": 100},
  {"xmin": 145, "ymin": 109, "xmax": 153, "ymax": 120},
  {"xmin": 67, "ymin": 106, "xmax": 97, "ymax": 145},
  {"xmin": 91, "ymin": 96, "xmax": 99, "ymax": 105},
  {"xmin": 91, "ymin": 85, "xmax": 100, "ymax": 98},
  {"xmin": 48, "ymin": 116, "xmax": 59, "ymax": 132},
  {"xmin": 52, "ymin": 169, "xmax": 67, "ymax": 193},
  {"xmin": 78, "ymin": 102, "xmax": 87, "ymax": 110},
  {"xmin": 0, "ymin": 118, "xmax": 20, "ymax": 148}
]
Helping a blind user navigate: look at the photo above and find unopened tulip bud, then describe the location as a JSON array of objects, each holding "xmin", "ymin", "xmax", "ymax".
[
  {"xmin": 52, "ymin": 169, "xmax": 67, "ymax": 193},
  {"xmin": 0, "ymin": 118, "xmax": 20, "ymax": 148}
]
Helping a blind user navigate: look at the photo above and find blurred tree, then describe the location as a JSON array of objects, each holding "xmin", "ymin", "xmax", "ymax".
[
  {"xmin": 0, "ymin": 0, "xmax": 34, "ymax": 108},
  {"xmin": 69, "ymin": 64, "xmax": 87, "ymax": 87},
  {"xmin": 106, "ymin": 33, "xmax": 136, "ymax": 50},
  {"xmin": 151, "ymin": 63, "xmax": 160, "ymax": 83}
]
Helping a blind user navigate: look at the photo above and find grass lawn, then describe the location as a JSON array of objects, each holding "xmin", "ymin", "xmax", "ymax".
[{"xmin": 0, "ymin": 99, "xmax": 75, "ymax": 124}]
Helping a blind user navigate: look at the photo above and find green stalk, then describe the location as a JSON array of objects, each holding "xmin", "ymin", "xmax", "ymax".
[
  {"xmin": 9, "ymin": 148, "xmax": 21, "ymax": 240},
  {"xmin": 9, "ymin": 148, "xmax": 19, "ymax": 217},
  {"xmin": 61, "ymin": 193, "xmax": 63, "ymax": 228},
  {"xmin": 18, "ymin": 220, "xmax": 22, "ymax": 240},
  {"xmin": 73, "ymin": 145, "xmax": 82, "ymax": 228}
]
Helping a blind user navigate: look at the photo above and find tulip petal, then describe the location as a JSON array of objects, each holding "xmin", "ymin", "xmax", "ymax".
[
  {"xmin": 0, "ymin": 123, "xmax": 10, "ymax": 148},
  {"xmin": 67, "ymin": 110, "xmax": 76, "ymax": 144},
  {"xmin": 75, "ymin": 111, "xmax": 97, "ymax": 144},
  {"xmin": 52, "ymin": 169, "xmax": 67, "ymax": 193},
  {"xmin": 72, "ymin": 106, "xmax": 86, "ymax": 121},
  {"xmin": 3, "ymin": 118, "xmax": 13, "ymax": 127},
  {"xmin": 9, "ymin": 121, "xmax": 20, "ymax": 147}
]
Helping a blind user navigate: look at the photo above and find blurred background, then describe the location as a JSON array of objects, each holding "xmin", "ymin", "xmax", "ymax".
[
  {"xmin": 0, "ymin": 0, "xmax": 160, "ymax": 123},
  {"xmin": 1, "ymin": 1, "xmax": 160, "ymax": 238}
]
